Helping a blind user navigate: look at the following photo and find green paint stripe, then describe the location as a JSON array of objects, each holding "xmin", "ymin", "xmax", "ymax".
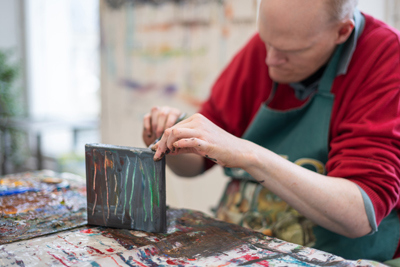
[
  {"xmin": 139, "ymin": 159, "xmax": 149, "ymax": 222},
  {"xmin": 121, "ymin": 156, "xmax": 130, "ymax": 222},
  {"xmin": 129, "ymin": 156, "xmax": 137, "ymax": 218}
]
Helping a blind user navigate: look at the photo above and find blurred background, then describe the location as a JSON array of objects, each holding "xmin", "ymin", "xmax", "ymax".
[{"xmin": 0, "ymin": 0, "xmax": 399, "ymax": 215}]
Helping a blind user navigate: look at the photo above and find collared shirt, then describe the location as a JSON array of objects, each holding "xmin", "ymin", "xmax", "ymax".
[{"xmin": 290, "ymin": 9, "xmax": 366, "ymax": 100}]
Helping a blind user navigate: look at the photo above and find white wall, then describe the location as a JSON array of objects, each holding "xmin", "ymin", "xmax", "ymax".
[
  {"xmin": 0, "ymin": 0, "xmax": 24, "ymax": 52},
  {"xmin": 358, "ymin": 0, "xmax": 386, "ymax": 21}
]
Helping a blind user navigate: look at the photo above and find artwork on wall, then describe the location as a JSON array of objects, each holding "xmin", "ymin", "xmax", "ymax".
[
  {"xmin": 100, "ymin": 0, "xmax": 258, "ymax": 147},
  {"xmin": 85, "ymin": 143, "xmax": 167, "ymax": 233}
]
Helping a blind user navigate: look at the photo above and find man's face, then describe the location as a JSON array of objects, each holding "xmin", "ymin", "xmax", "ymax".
[{"xmin": 258, "ymin": 0, "xmax": 341, "ymax": 83}]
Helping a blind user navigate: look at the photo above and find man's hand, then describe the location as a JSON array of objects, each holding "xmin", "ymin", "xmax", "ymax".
[
  {"xmin": 152, "ymin": 113, "xmax": 251, "ymax": 168},
  {"xmin": 142, "ymin": 106, "xmax": 182, "ymax": 147}
]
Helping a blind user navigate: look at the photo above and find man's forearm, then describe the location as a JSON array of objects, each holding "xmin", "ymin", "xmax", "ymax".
[
  {"xmin": 241, "ymin": 140, "xmax": 372, "ymax": 238},
  {"xmin": 166, "ymin": 154, "xmax": 205, "ymax": 177}
]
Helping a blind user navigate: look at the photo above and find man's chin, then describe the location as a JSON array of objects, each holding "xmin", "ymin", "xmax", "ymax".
[{"xmin": 269, "ymin": 70, "xmax": 301, "ymax": 84}]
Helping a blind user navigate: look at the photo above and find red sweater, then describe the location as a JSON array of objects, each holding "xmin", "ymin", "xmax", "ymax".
[{"xmin": 200, "ymin": 13, "xmax": 400, "ymax": 255}]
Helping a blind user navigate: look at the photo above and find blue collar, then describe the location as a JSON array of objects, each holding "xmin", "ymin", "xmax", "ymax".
[{"xmin": 337, "ymin": 8, "xmax": 365, "ymax": 75}]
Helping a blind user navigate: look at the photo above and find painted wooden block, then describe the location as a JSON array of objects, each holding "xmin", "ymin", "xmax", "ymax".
[{"xmin": 85, "ymin": 143, "xmax": 166, "ymax": 233}]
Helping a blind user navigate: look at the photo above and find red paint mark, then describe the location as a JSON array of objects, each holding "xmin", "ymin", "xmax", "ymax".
[
  {"xmin": 47, "ymin": 252, "xmax": 69, "ymax": 267},
  {"xmin": 166, "ymin": 259, "xmax": 189, "ymax": 265},
  {"xmin": 80, "ymin": 229, "xmax": 94, "ymax": 234},
  {"xmin": 131, "ymin": 259, "xmax": 148, "ymax": 267},
  {"xmin": 108, "ymin": 255, "xmax": 123, "ymax": 267},
  {"xmin": 188, "ymin": 258, "xmax": 196, "ymax": 261},
  {"xmin": 144, "ymin": 248, "xmax": 155, "ymax": 256},
  {"xmin": 86, "ymin": 246, "xmax": 105, "ymax": 255},
  {"xmin": 241, "ymin": 255, "xmax": 269, "ymax": 267},
  {"xmin": 242, "ymin": 255, "xmax": 259, "ymax": 261},
  {"xmin": 106, "ymin": 248, "xmax": 115, "ymax": 252},
  {"xmin": 151, "ymin": 247, "xmax": 159, "ymax": 254},
  {"xmin": 57, "ymin": 235, "xmax": 79, "ymax": 248}
]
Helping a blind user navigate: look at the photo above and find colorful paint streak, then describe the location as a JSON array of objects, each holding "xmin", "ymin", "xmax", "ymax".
[
  {"xmin": 0, "ymin": 209, "xmax": 387, "ymax": 267},
  {"xmin": 85, "ymin": 143, "xmax": 166, "ymax": 233},
  {"xmin": 0, "ymin": 171, "xmax": 87, "ymax": 245}
]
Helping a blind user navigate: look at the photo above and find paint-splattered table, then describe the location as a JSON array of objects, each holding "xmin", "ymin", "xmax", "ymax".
[{"xmin": 0, "ymin": 171, "xmax": 386, "ymax": 266}]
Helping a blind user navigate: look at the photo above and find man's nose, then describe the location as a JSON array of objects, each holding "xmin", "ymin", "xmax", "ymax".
[{"xmin": 265, "ymin": 46, "xmax": 287, "ymax": 67}]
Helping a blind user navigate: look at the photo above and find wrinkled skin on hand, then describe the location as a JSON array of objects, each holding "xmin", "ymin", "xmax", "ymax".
[{"xmin": 152, "ymin": 113, "xmax": 249, "ymax": 168}]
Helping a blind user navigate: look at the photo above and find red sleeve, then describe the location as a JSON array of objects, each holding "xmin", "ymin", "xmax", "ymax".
[
  {"xmin": 328, "ymin": 18, "xmax": 400, "ymax": 226},
  {"xmin": 199, "ymin": 34, "xmax": 271, "ymax": 171}
]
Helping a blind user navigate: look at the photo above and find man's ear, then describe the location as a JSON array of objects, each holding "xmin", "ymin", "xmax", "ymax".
[{"xmin": 335, "ymin": 19, "xmax": 355, "ymax": 44}]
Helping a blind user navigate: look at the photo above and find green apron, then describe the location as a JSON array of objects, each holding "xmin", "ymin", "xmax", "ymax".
[{"xmin": 219, "ymin": 44, "xmax": 399, "ymax": 262}]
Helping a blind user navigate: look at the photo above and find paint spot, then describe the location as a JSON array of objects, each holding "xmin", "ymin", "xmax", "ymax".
[
  {"xmin": 242, "ymin": 255, "xmax": 259, "ymax": 261},
  {"xmin": 166, "ymin": 259, "xmax": 189, "ymax": 265},
  {"xmin": 15, "ymin": 259, "xmax": 25, "ymax": 267},
  {"xmin": 47, "ymin": 252, "xmax": 69, "ymax": 267},
  {"xmin": 163, "ymin": 84, "xmax": 178, "ymax": 96},
  {"xmin": 86, "ymin": 246, "xmax": 105, "ymax": 255},
  {"xmin": 205, "ymin": 155, "xmax": 217, "ymax": 162},
  {"xmin": 81, "ymin": 229, "xmax": 94, "ymax": 234},
  {"xmin": 106, "ymin": 248, "xmax": 115, "ymax": 252}
]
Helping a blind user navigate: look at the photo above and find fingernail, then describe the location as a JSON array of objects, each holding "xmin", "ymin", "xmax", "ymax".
[{"xmin": 156, "ymin": 152, "xmax": 165, "ymax": 161}]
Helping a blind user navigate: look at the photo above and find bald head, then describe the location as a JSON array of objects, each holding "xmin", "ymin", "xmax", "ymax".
[
  {"xmin": 259, "ymin": 0, "xmax": 335, "ymax": 48},
  {"xmin": 259, "ymin": 0, "xmax": 358, "ymax": 26},
  {"xmin": 258, "ymin": 0, "xmax": 356, "ymax": 83}
]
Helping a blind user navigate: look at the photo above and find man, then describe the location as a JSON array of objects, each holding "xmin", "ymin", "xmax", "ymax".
[{"xmin": 142, "ymin": 0, "xmax": 400, "ymax": 261}]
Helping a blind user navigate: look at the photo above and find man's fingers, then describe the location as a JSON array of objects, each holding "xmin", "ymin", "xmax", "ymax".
[
  {"xmin": 153, "ymin": 127, "xmax": 201, "ymax": 160},
  {"xmin": 166, "ymin": 128, "xmax": 200, "ymax": 149},
  {"xmin": 150, "ymin": 143, "xmax": 158, "ymax": 151},
  {"xmin": 150, "ymin": 106, "xmax": 160, "ymax": 137},
  {"xmin": 143, "ymin": 113, "xmax": 152, "ymax": 137},
  {"xmin": 173, "ymin": 138, "xmax": 207, "ymax": 151},
  {"xmin": 165, "ymin": 112, "xmax": 179, "ymax": 129},
  {"xmin": 156, "ymin": 106, "xmax": 180, "ymax": 138}
]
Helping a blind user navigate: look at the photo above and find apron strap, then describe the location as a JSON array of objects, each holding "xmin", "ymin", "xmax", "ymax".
[
  {"xmin": 265, "ymin": 82, "xmax": 279, "ymax": 106},
  {"xmin": 318, "ymin": 43, "xmax": 345, "ymax": 95}
]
